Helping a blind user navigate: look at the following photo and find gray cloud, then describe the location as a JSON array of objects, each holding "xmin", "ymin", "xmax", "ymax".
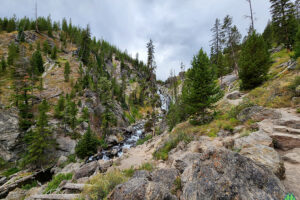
[{"xmin": 0, "ymin": 0, "xmax": 271, "ymax": 80}]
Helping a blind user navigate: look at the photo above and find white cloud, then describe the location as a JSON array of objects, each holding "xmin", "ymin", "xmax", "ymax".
[{"xmin": 0, "ymin": 0, "xmax": 271, "ymax": 80}]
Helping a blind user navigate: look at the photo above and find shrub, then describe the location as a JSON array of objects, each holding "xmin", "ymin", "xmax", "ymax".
[
  {"xmin": 123, "ymin": 167, "xmax": 135, "ymax": 177},
  {"xmin": 153, "ymin": 132, "xmax": 192, "ymax": 160},
  {"xmin": 138, "ymin": 162, "xmax": 154, "ymax": 171},
  {"xmin": 228, "ymin": 100, "xmax": 255, "ymax": 119},
  {"xmin": 22, "ymin": 180, "xmax": 38, "ymax": 190},
  {"xmin": 136, "ymin": 134, "xmax": 152, "ymax": 145},
  {"xmin": 44, "ymin": 173, "xmax": 73, "ymax": 194},
  {"xmin": 82, "ymin": 170, "xmax": 128, "ymax": 200},
  {"xmin": 288, "ymin": 76, "xmax": 300, "ymax": 96},
  {"xmin": 2, "ymin": 167, "xmax": 19, "ymax": 177},
  {"xmin": 171, "ymin": 177, "xmax": 182, "ymax": 195}
]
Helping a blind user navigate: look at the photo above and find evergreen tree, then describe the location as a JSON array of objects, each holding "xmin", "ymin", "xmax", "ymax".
[
  {"xmin": 262, "ymin": 21, "xmax": 274, "ymax": 49},
  {"xmin": 270, "ymin": 0, "xmax": 297, "ymax": 50},
  {"xmin": 239, "ymin": 32, "xmax": 271, "ymax": 89},
  {"xmin": 23, "ymin": 100, "xmax": 54, "ymax": 167},
  {"xmin": 17, "ymin": 27, "xmax": 25, "ymax": 42},
  {"xmin": 51, "ymin": 45, "xmax": 57, "ymax": 60},
  {"xmin": 1, "ymin": 56, "xmax": 6, "ymax": 72},
  {"xmin": 64, "ymin": 61, "xmax": 71, "ymax": 82},
  {"xmin": 182, "ymin": 49, "xmax": 222, "ymax": 119},
  {"xmin": 146, "ymin": 39, "xmax": 156, "ymax": 86},
  {"xmin": 221, "ymin": 16, "xmax": 241, "ymax": 75},
  {"xmin": 7, "ymin": 42, "xmax": 19, "ymax": 65},
  {"xmin": 30, "ymin": 50, "xmax": 44, "ymax": 74},
  {"xmin": 75, "ymin": 126, "xmax": 100, "ymax": 159},
  {"xmin": 294, "ymin": 26, "xmax": 300, "ymax": 58},
  {"xmin": 43, "ymin": 40, "xmax": 51, "ymax": 54},
  {"xmin": 79, "ymin": 25, "xmax": 91, "ymax": 65},
  {"xmin": 54, "ymin": 95, "xmax": 65, "ymax": 119}
]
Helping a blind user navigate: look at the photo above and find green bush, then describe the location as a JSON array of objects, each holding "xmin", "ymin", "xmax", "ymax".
[
  {"xmin": 228, "ymin": 100, "xmax": 255, "ymax": 119},
  {"xmin": 123, "ymin": 167, "xmax": 135, "ymax": 177},
  {"xmin": 44, "ymin": 173, "xmax": 73, "ymax": 194},
  {"xmin": 22, "ymin": 180, "xmax": 38, "ymax": 190},
  {"xmin": 153, "ymin": 132, "xmax": 192, "ymax": 160},
  {"xmin": 136, "ymin": 134, "xmax": 152, "ymax": 145},
  {"xmin": 138, "ymin": 162, "xmax": 154, "ymax": 171},
  {"xmin": 2, "ymin": 167, "xmax": 19, "ymax": 177},
  {"xmin": 82, "ymin": 170, "xmax": 128, "ymax": 200}
]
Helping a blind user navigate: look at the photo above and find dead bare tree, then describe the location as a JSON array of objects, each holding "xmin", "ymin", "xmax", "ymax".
[{"xmin": 245, "ymin": 0, "xmax": 255, "ymax": 32}]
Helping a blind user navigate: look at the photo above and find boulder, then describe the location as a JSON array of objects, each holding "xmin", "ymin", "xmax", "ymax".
[
  {"xmin": 237, "ymin": 106, "xmax": 281, "ymax": 122},
  {"xmin": 181, "ymin": 148, "xmax": 286, "ymax": 200},
  {"xmin": 57, "ymin": 155, "xmax": 68, "ymax": 167},
  {"xmin": 282, "ymin": 148, "xmax": 300, "ymax": 164},
  {"xmin": 226, "ymin": 91, "xmax": 242, "ymax": 100},
  {"xmin": 56, "ymin": 135, "xmax": 76, "ymax": 155},
  {"xmin": 271, "ymin": 133, "xmax": 300, "ymax": 150},
  {"xmin": 234, "ymin": 130, "xmax": 273, "ymax": 149},
  {"xmin": 0, "ymin": 108, "xmax": 21, "ymax": 161},
  {"xmin": 98, "ymin": 160, "xmax": 113, "ymax": 173},
  {"xmin": 240, "ymin": 144, "xmax": 285, "ymax": 179},
  {"xmin": 74, "ymin": 161, "xmax": 98, "ymax": 180},
  {"xmin": 151, "ymin": 168, "xmax": 179, "ymax": 190},
  {"xmin": 6, "ymin": 188, "xmax": 26, "ymax": 200},
  {"xmin": 108, "ymin": 178, "xmax": 177, "ymax": 200}
]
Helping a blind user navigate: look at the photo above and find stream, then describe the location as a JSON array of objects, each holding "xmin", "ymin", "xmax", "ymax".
[{"xmin": 87, "ymin": 85, "xmax": 170, "ymax": 163}]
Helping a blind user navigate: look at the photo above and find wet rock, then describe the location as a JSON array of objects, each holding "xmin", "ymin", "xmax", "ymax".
[
  {"xmin": 106, "ymin": 135, "xmax": 119, "ymax": 146},
  {"xmin": 240, "ymin": 144, "xmax": 285, "ymax": 179},
  {"xmin": 74, "ymin": 161, "xmax": 98, "ymax": 180},
  {"xmin": 226, "ymin": 91, "xmax": 242, "ymax": 100},
  {"xmin": 181, "ymin": 148, "xmax": 286, "ymax": 200},
  {"xmin": 237, "ymin": 106, "xmax": 282, "ymax": 122}
]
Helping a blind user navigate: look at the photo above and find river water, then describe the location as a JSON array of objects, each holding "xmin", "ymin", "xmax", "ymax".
[{"xmin": 87, "ymin": 85, "xmax": 170, "ymax": 162}]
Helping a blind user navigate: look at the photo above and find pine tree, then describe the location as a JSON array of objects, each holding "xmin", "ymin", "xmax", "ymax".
[
  {"xmin": 17, "ymin": 27, "xmax": 25, "ymax": 42},
  {"xmin": 294, "ymin": 26, "xmax": 300, "ymax": 58},
  {"xmin": 54, "ymin": 94, "xmax": 65, "ymax": 119},
  {"xmin": 64, "ymin": 61, "xmax": 71, "ymax": 82},
  {"xmin": 23, "ymin": 100, "xmax": 54, "ymax": 167},
  {"xmin": 51, "ymin": 45, "xmax": 57, "ymax": 60},
  {"xmin": 79, "ymin": 25, "xmax": 91, "ymax": 65},
  {"xmin": 270, "ymin": 0, "xmax": 297, "ymax": 50},
  {"xmin": 262, "ymin": 21, "xmax": 274, "ymax": 49},
  {"xmin": 239, "ymin": 32, "xmax": 271, "ymax": 90},
  {"xmin": 146, "ymin": 39, "xmax": 156, "ymax": 86},
  {"xmin": 1, "ymin": 56, "xmax": 6, "ymax": 72},
  {"xmin": 7, "ymin": 42, "xmax": 19, "ymax": 66},
  {"xmin": 75, "ymin": 126, "xmax": 100, "ymax": 159},
  {"xmin": 221, "ymin": 15, "xmax": 241, "ymax": 75},
  {"xmin": 182, "ymin": 49, "xmax": 223, "ymax": 119},
  {"xmin": 30, "ymin": 50, "xmax": 44, "ymax": 74}
]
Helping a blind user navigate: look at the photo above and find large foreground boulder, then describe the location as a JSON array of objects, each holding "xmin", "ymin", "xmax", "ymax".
[
  {"xmin": 180, "ymin": 148, "xmax": 286, "ymax": 200},
  {"xmin": 108, "ymin": 168, "xmax": 179, "ymax": 200}
]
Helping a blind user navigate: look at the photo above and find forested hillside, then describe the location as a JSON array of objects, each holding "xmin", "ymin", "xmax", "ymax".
[{"xmin": 0, "ymin": 0, "xmax": 300, "ymax": 200}]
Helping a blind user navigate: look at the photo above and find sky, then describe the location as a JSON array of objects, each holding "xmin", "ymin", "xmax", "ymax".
[{"xmin": 0, "ymin": 0, "xmax": 272, "ymax": 80}]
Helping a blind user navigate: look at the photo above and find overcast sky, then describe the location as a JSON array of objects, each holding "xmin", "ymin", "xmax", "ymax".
[{"xmin": 0, "ymin": 0, "xmax": 272, "ymax": 80}]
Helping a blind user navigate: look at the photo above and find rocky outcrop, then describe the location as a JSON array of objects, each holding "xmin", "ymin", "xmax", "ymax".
[
  {"xmin": 234, "ymin": 130, "xmax": 273, "ymax": 149},
  {"xmin": 239, "ymin": 144, "xmax": 285, "ymax": 179},
  {"xmin": 73, "ymin": 161, "xmax": 98, "ymax": 180},
  {"xmin": 237, "ymin": 106, "xmax": 282, "ymax": 122},
  {"xmin": 226, "ymin": 91, "xmax": 242, "ymax": 100},
  {"xmin": 0, "ymin": 108, "xmax": 22, "ymax": 161},
  {"xmin": 108, "ymin": 168, "xmax": 179, "ymax": 200},
  {"xmin": 180, "ymin": 148, "xmax": 286, "ymax": 200}
]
